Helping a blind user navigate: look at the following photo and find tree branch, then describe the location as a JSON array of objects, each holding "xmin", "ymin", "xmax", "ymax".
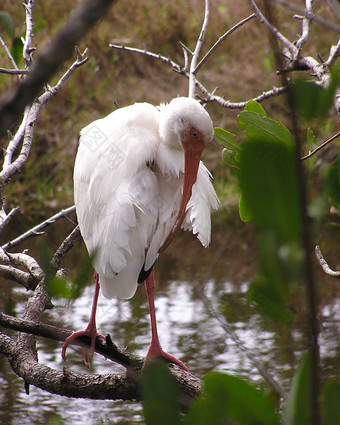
[
  {"xmin": 2, "ymin": 205, "xmax": 76, "ymax": 250},
  {"xmin": 188, "ymin": 0, "xmax": 210, "ymax": 98},
  {"xmin": 51, "ymin": 225, "xmax": 80, "ymax": 270},
  {"xmin": 315, "ymin": 245, "xmax": 340, "ymax": 278},
  {"xmin": 0, "ymin": 0, "xmax": 116, "ymax": 136},
  {"xmin": 0, "ymin": 68, "xmax": 30, "ymax": 75},
  {"xmin": 272, "ymin": 0, "xmax": 340, "ymax": 34},
  {"xmin": 110, "ymin": 44, "xmax": 287, "ymax": 108},
  {"xmin": 301, "ymin": 131, "xmax": 340, "ymax": 160},
  {"xmin": 194, "ymin": 13, "xmax": 256, "ymax": 74},
  {"xmin": 248, "ymin": 0, "xmax": 298, "ymax": 58},
  {"xmin": 295, "ymin": 0, "xmax": 313, "ymax": 51}
]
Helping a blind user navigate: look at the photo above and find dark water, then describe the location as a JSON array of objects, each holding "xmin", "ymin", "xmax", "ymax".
[{"xmin": 1, "ymin": 214, "xmax": 340, "ymax": 424}]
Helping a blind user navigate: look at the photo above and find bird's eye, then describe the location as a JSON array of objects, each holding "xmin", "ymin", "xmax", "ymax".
[{"xmin": 191, "ymin": 130, "xmax": 199, "ymax": 139}]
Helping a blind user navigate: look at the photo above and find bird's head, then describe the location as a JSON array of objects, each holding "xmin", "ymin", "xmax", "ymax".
[
  {"xmin": 159, "ymin": 97, "xmax": 214, "ymax": 253},
  {"xmin": 159, "ymin": 96, "xmax": 214, "ymax": 150}
]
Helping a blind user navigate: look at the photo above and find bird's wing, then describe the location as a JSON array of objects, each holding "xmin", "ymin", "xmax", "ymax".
[
  {"xmin": 144, "ymin": 160, "xmax": 219, "ymax": 270},
  {"xmin": 74, "ymin": 103, "xmax": 160, "ymax": 297},
  {"xmin": 181, "ymin": 161, "xmax": 219, "ymax": 246}
]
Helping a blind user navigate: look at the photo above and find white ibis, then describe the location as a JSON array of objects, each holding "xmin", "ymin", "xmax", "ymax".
[{"xmin": 62, "ymin": 97, "xmax": 219, "ymax": 369}]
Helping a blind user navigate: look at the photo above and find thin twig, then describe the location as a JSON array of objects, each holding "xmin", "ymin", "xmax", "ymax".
[
  {"xmin": 23, "ymin": 0, "xmax": 35, "ymax": 68},
  {"xmin": 0, "ymin": 0, "xmax": 116, "ymax": 136},
  {"xmin": 324, "ymin": 38, "xmax": 340, "ymax": 67},
  {"xmin": 179, "ymin": 41, "xmax": 191, "ymax": 72},
  {"xmin": 315, "ymin": 245, "xmax": 340, "ymax": 278},
  {"xmin": 2, "ymin": 106, "xmax": 30, "ymax": 170},
  {"xmin": 0, "ymin": 68, "xmax": 31, "ymax": 75},
  {"xmin": 301, "ymin": 131, "xmax": 340, "ymax": 160},
  {"xmin": 0, "ymin": 207, "xmax": 20, "ymax": 234},
  {"xmin": 110, "ymin": 43, "xmax": 287, "ymax": 108},
  {"xmin": 110, "ymin": 43, "xmax": 185, "ymax": 74},
  {"xmin": 295, "ymin": 0, "xmax": 313, "ymax": 50},
  {"xmin": 201, "ymin": 85, "xmax": 287, "ymax": 108},
  {"xmin": 2, "ymin": 205, "xmax": 76, "ymax": 251},
  {"xmin": 51, "ymin": 225, "xmax": 80, "ymax": 270},
  {"xmin": 272, "ymin": 0, "xmax": 340, "ymax": 34},
  {"xmin": 248, "ymin": 0, "xmax": 298, "ymax": 58},
  {"xmin": 194, "ymin": 13, "xmax": 256, "ymax": 74},
  {"xmin": 188, "ymin": 0, "xmax": 210, "ymax": 97},
  {"xmin": 0, "ymin": 36, "xmax": 19, "ymax": 73}
]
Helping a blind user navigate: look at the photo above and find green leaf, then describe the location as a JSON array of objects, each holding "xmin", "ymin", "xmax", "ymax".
[
  {"xmin": 291, "ymin": 80, "xmax": 324, "ymax": 121},
  {"xmin": 239, "ymin": 192, "xmax": 253, "ymax": 222},
  {"xmin": 141, "ymin": 359, "xmax": 181, "ymax": 425},
  {"xmin": 222, "ymin": 148, "xmax": 239, "ymax": 168},
  {"xmin": 0, "ymin": 11, "xmax": 14, "ymax": 39},
  {"xmin": 283, "ymin": 355, "xmax": 311, "ymax": 425},
  {"xmin": 214, "ymin": 127, "xmax": 240, "ymax": 152},
  {"xmin": 237, "ymin": 111, "xmax": 294, "ymax": 147},
  {"xmin": 238, "ymin": 138, "xmax": 301, "ymax": 242},
  {"xmin": 306, "ymin": 127, "xmax": 318, "ymax": 155},
  {"xmin": 244, "ymin": 100, "xmax": 267, "ymax": 116},
  {"xmin": 48, "ymin": 276, "xmax": 73, "ymax": 299},
  {"xmin": 291, "ymin": 69, "xmax": 339, "ymax": 121},
  {"xmin": 185, "ymin": 372, "xmax": 278, "ymax": 425},
  {"xmin": 321, "ymin": 379, "xmax": 340, "ymax": 425},
  {"xmin": 11, "ymin": 37, "xmax": 23, "ymax": 64}
]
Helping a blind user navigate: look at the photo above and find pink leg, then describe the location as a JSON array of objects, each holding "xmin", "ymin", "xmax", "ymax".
[
  {"xmin": 144, "ymin": 268, "xmax": 188, "ymax": 371},
  {"xmin": 62, "ymin": 271, "xmax": 105, "ymax": 368}
]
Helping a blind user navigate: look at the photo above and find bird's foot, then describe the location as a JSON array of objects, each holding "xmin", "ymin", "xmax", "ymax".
[
  {"xmin": 62, "ymin": 328, "xmax": 106, "ymax": 368},
  {"xmin": 144, "ymin": 345, "xmax": 189, "ymax": 371}
]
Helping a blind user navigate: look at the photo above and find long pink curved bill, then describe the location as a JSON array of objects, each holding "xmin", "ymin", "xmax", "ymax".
[{"xmin": 158, "ymin": 139, "xmax": 204, "ymax": 253}]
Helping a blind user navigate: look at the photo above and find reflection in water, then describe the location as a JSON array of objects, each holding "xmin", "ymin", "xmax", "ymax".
[{"xmin": 1, "ymin": 276, "xmax": 340, "ymax": 424}]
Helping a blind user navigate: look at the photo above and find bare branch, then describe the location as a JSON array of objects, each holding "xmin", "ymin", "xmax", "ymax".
[
  {"xmin": 295, "ymin": 0, "xmax": 313, "ymax": 50},
  {"xmin": 324, "ymin": 38, "xmax": 340, "ymax": 67},
  {"xmin": 110, "ymin": 44, "xmax": 186, "ymax": 75},
  {"xmin": 0, "ymin": 206, "xmax": 20, "ymax": 234},
  {"xmin": 0, "ymin": 50, "xmax": 88, "ymax": 210},
  {"xmin": 0, "ymin": 0, "xmax": 116, "ymax": 136},
  {"xmin": 0, "ymin": 68, "xmax": 30, "ymax": 75},
  {"xmin": 22, "ymin": 0, "xmax": 35, "ymax": 68},
  {"xmin": 188, "ymin": 0, "xmax": 210, "ymax": 98},
  {"xmin": 200, "ymin": 85, "xmax": 287, "ymax": 108},
  {"xmin": 51, "ymin": 225, "xmax": 81, "ymax": 270},
  {"xmin": 2, "ymin": 106, "xmax": 30, "ymax": 170},
  {"xmin": 0, "ymin": 36, "xmax": 19, "ymax": 73},
  {"xmin": 0, "ymin": 102, "xmax": 40, "ymax": 207},
  {"xmin": 272, "ymin": 0, "xmax": 340, "ymax": 34},
  {"xmin": 179, "ymin": 41, "xmax": 191, "ymax": 72},
  {"xmin": 194, "ymin": 13, "xmax": 256, "ymax": 74},
  {"xmin": 315, "ymin": 245, "xmax": 340, "ymax": 278},
  {"xmin": 2, "ymin": 205, "xmax": 76, "ymax": 251},
  {"xmin": 0, "ymin": 265, "xmax": 34, "ymax": 288},
  {"xmin": 0, "ymin": 248, "xmax": 44, "ymax": 283},
  {"xmin": 301, "ymin": 131, "xmax": 340, "ymax": 160},
  {"xmin": 110, "ymin": 44, "xmax": 287, "ymax": 108},
  {"xmin": 248, "ymin": 0, "xmax": 298, "ymax": 58}
]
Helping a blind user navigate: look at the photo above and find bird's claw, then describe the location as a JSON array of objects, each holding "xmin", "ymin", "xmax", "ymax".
[
  {"xmin": 62, "ymin": 329, "xmax": 106, "ymax": 368},
  {"xmin": 144, "ymin": 346, "xmax": 189, "ymax": 371}
]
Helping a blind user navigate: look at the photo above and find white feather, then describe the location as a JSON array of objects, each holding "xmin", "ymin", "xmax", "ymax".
[{"xmin": 74, "ymin": 97, "xmax": 219, "ymax": 300}]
